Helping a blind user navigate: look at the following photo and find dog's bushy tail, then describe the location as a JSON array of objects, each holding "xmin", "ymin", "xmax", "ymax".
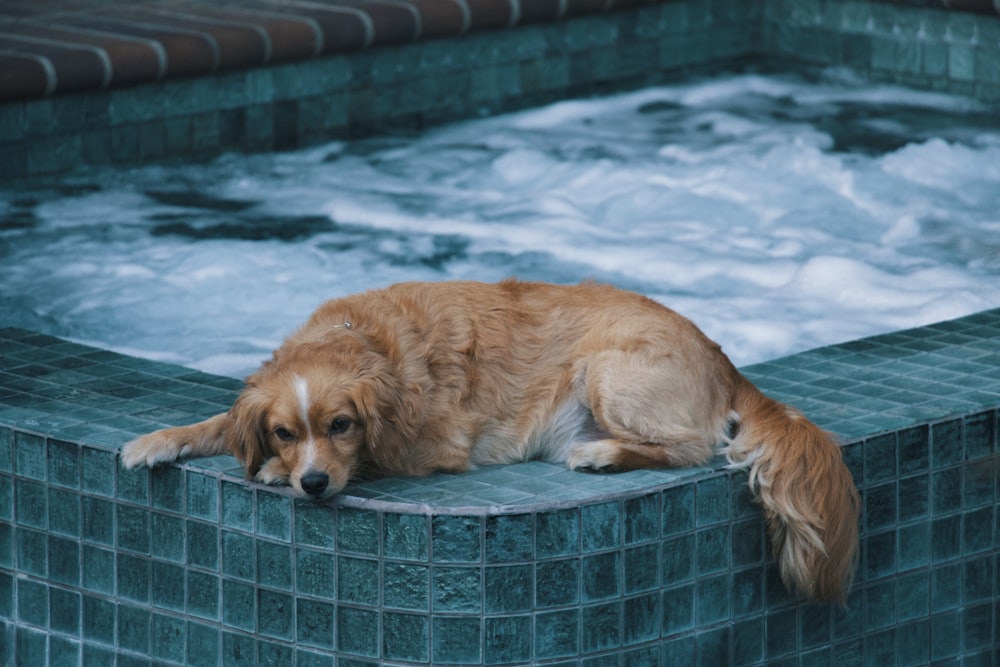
[{"xmin": 723, "ymin": 376, "xmax": 859, "ymax": 603}]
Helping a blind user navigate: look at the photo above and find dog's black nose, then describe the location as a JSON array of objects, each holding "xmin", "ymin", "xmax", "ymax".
[{"xmin": 300, "ymin": 471, "xmax": 330, "ymax": 496}]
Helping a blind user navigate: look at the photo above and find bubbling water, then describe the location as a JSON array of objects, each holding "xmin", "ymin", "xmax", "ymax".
[{"xmin": 2, "ymin": 67, "xmax": 998, "ymax": 378}]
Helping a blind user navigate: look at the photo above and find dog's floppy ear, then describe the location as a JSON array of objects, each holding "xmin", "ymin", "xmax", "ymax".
[
  {"xmin": 226, "ymin": 383, "xmax": 272, "ymax": 478},
  {"xmin": 352, "ymin": 374, "xmax": 418, "ymax": 455}
]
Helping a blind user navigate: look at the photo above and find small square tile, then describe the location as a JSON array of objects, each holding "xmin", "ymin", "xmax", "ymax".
[
  {"xmin": 81, "ymin": 545, "xmax": 114, "ymax": 595},
  {"xmin": 897, "ymin": 522, "xmax": 929, "ymax": 572},
  {"xmin": 337, "ymin": 607, "xmax": 378, "ymax": 657},
  {"xmin": 187, "ymin": 571, "xmax": 219, "ymax": 620},
  {"xmin": 696, "ymin": 476, "xmax": 729, "ymax": 526},
  {"xmin": 582, "ymin": 601, "xmax": 621, "ymax": 652},
  {"xmin": 221, "ymin": 480, "xmax": 254, "ymax": 531},
  {"xmin": 0, "ymin": 523, "xmax": 10, "ymax": 569},
  {"xmin": 151, "ymin": 466, "xmax": 185, "ymax": 513},
  {"xmin": 257, "ymin": 638, "xmax": 294, "ymax": 666},
  {"xmin": 865, "ymin": 482, "xmax": 897, "ymax": 531},
  {"xmin": 897, "ymin": 474, "xmax": 929, "ymax": 522},
  {"xmin": 150, "ymin": 613, "xmax": 186, "ymax": 664},
  {"xmin": 46, "ymin": 438, "xmax": 80, "ymax": 488},
  {"xmin": 485, "ymin": 513, "xmax": 532, "ymax": 562},
  {"xmin": 117, "ymin": 553, "xmax": 150, "ymax": 603},
  {"xmin": 930, "ymin": 611, "xmax": 960, "ymax": 661},
  {"xmin": 14, "ymin": 431, "xmax": 46, "ymax": 481},
  {"xmin": 296, "ymin": 598, "xmax": 334, "ymax": 649},
  {"xmin": 188, "ymin": 520, "xmax": 220, "ymax": 570},
  {"xmin": 484, "ymin": 564, "xmax": 531, "ymax": 613},
  {"xmin": 624, "ymin": 543, "xmax": 659, "ymax": 594},
  {"xmin": 433, "ymin": 566, "xmax": 481, "ymax": 612},
  {"xmin": 662, "ymin": 484, "xmax": 694, "ymax": 535},
  {"xmin": 864, "ymin": 433, "xmax": 897, "ymax": 484},
  {"xmin": 696, "ymin": 526, "xmax": 729, "ymax": 575},
  {"xmin": 257, "ymin": 589, "xmax": 293, "ymax": 640},
  {"xmin": 0, "ymin": 428, "xmax": 11, "ymax": 472},
  {"xmin": 150, "ymin": 560, "xmax": 185, "ymax": 612},
  {"xmin": 623, "ymin": 593, "xmax": 659, "ymax": 646},
  {"xmin": 432, "ymin": 616, "xmax": 481, "ymax": 664},
  {"xmin": 187, "ymin": 620, "xmax": 220, "ymax": 667},
  {"xmin": 17, "ymin": 577, "xmax": 48, "ymax": 627},
  {"xmin": 696, "ymin": 574, "xmax": 730, "ymax": 625},
  {"xmin": 484, "ymin": 615, "xmax": 530, "ymax": 665},
  {"xmin": 337, "ymin": 506, "xmax": 378, "ymax": 555},
  {"xmin": 661, "ymin": 534, "xmax": 695, "ymax": 586},
  {"xmin": 864, "ymin": 529, "xmax": 896, "ymax": 580},
  {"xmin": 624, "ymin": 492, "xmax": 660, "ymax": 544},
  {"xmin": 662, "ymin": 584, "xmax": 694, "ymax": 635},
  {"xmin": 49, "ymin": 637, "xmax": 80, "ymax": 665},
  {"xmin": 383, "ymin": 512, "xmax": 429, "ymax": 561},
  {"xmin": 117, "ymin": 464, "xmax": 150, "ymax": 506},
  {"xmin": 898, "ymin": 426, "xmax": 930, "ymax": 475},
  {"xmin": 896, "ymin": 571, "xmax": 929, "ymax": 622},
  {"xmin": 338, "ymin": 556, "xmax": 379, "ymax": 605},
  {"xmin": 258, "ymin": 541, "xmax": 293, "ymax": 591},
  {"xmin": 294, "ymin": 501, "xmax": 335, "ymax": 549},
  {"xmin": 536, "ymin": 508, "xmax": 579, "ymax": 558},
  {"xmin": 150, "ymin": 512, "xmax": 185, "ymax": 562},
  {"xmin": 82, "ymin": 593, "xmax": 116, "ymax": 646},
  {"xmin": 765, "ymin": 607, "xmax": 798, "ymax": 659},
  {"xmin": 117, "ymin": 505, "xmax": 150, "ymax": 554},
  {"xmin": 118, "ymin": 604, "xmax": 150, "ymax": 654},
  {"xmin": 536, "ymin": 558, "xmax": 579, "ymax": 607},
  {"xmin": 16, "ymin": 527, "xmax": 47, "ymax": 577},
  {"xmin": 581, "ymin": 501, "xmax": 620, "ymax": 552},
  {"xmin": 16, "ymin": 479, "xmax": 47, "ymax": 529},
  {"xmin": 222, "ymin": 630, "xmax": 255, "ymax": 667},
  {"xmin": 47, "ymin": 487, "xmax": 80, "ymax": 538},
  {"xmin": 222, "ymin": 531, "xmax": 255, "ymax": 581},
  {"xmin": 186, "ymin": 472, "xmax": 218, "ymax": 521},
  {"xmin": 383, "ymin": 611, "xmax": 428, "ymax": 662},
  {"xmin": 432, "ymin": 515, "xmax": 482, "ymax": 563},
  {"xmin": 256, "ymin": 492, "xmax": 292, "ymax": 541},
  {"xmin": 383, "ymin": 562, "xmax": 428, "ymax": 611},
  {"xmin": 222, "ymin": 579, "xmax": 256, "ymax": 631},
  {"xmin": 81, "ymin": 447, "xmax": 116, "ymax": 497},
  {"xmin": 582, "ymin": 551, "xmax": 621, "ymax": 601},
  {"xmin": 48, "ymin": 534, "xmax": 80, "ymax": 586}
]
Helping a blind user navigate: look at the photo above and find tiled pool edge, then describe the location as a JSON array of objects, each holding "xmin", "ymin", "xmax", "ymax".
[
  {"xmin": 6, "ymin": 0, "xmax": 1000, "ymax": 182},
  {"xmin": 0, "ymin": 309, "xmax": 998, "ymax": 665},
  {"xmin": 0, "ymin": 0, "xmax": 763, "ymax": 182}
]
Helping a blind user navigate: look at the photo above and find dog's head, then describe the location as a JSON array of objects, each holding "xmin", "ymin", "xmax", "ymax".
[{"xmin": 225, "ymin": 341, "xmax": 406, "ymax": 499}]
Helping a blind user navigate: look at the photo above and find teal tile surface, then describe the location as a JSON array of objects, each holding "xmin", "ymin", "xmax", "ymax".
[{"xmin": 1, "ymin": 89, "xmax": 1000, "ymax": 667}]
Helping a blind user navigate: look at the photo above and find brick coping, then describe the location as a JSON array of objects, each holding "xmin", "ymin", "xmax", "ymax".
[{"xmin": 1, "ymin": 0, "xmax": 997, "ymax": 103}]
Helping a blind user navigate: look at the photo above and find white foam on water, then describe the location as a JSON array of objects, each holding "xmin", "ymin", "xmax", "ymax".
[{"xmin": 2, "ymin": 68, "xmax": 999, "ymax": 378}]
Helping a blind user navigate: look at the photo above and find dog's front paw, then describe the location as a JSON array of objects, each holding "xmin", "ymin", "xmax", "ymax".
[
  {"xmin": 567, "ymin": 440, "xmax": 622, "ymax": 473},
  {"xmin": 255, "ymin": 457, "xmax": 291, "ymax": 486},
  {"xmin": 121, "ymin": 430, "xmax": 191, "ymax": 469}
]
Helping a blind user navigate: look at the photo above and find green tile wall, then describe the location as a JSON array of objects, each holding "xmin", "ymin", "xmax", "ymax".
[
  {"xmin": 0, "ymin": 0, "xmax": 763, "ymax": 182},
  {"xmin": 4, "ymin": 1, "xmax": 1000, "ymax": 182},
  {"xmin": 0, "ymin": 309, "xmax": 998, "ymax": 664}
]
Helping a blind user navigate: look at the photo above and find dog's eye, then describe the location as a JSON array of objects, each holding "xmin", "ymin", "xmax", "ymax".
[
  {"xmin": 329, "ymin": 418, "xmax": 351, "ymax": 435},
  {"xmin": 274, "ymin": 427, "xmax": 296, "ymax": 442}
]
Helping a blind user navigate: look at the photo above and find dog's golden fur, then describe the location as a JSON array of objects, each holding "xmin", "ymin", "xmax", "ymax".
[{"xmin": 122, "ymin": 280, "xmax": 859, "ymax": 602}]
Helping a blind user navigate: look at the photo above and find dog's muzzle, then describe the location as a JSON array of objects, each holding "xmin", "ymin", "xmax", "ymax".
[{"xmin": 300, "ymin": 471, "xmax": 330, "ymax": 497}]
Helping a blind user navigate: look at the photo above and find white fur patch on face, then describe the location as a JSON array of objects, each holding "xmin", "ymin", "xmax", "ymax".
[{"xmin": 292, "ymin": 374, "xmax": 318, "ymax": 477}]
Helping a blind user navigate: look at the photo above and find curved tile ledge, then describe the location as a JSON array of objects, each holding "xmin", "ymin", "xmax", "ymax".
[{"xmin": 0, "ymin": 308, "xmax": 998, "ymax": 664}]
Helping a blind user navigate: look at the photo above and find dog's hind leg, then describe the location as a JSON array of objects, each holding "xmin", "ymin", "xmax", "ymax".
[{"xmin": 566, "ymin": 348, "xmax": 731, "ymax": 472}]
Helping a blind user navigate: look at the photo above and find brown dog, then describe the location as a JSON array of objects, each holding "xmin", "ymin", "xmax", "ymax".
[{"xmin": 122, "ymin": 280, "xmax": 858, "ymax": 602}]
